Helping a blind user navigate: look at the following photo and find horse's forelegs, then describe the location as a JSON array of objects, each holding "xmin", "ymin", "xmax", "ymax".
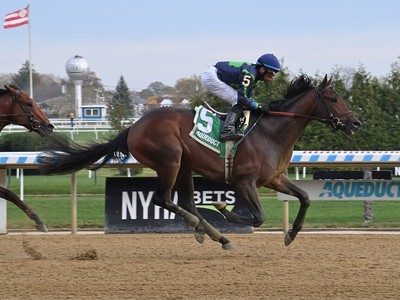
[
  {"xmin": 0, "ymin": 187, "xmax": 47, "ymax": 232},
  {"xmin": 284, "ymin": 199, "xmax": 309, "ymax": 246},
  {"xmin": 272, "ymin": 176, "xmax": 310, "ymax": 246}
]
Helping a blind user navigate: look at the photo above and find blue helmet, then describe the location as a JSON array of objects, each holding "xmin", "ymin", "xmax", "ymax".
[{"xmin": 256, "ymin": 54, "xmax": 281, "ymax": 72}]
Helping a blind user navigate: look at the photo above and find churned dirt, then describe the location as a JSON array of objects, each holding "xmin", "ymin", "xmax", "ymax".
[{"xmin": 0, "ymin": 232, "xmax": 399, "ymax": 300}]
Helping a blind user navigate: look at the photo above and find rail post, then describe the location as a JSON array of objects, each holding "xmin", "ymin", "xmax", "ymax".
[
  {"xmin": 282, "ymin": 200, "xmax": 289, "ymax": 233},
  {"xmin": 71, "ymin": 172, "xmax": 77, "ymax": 234},
  {"xmin": 0, "ymin": 169, "xmax": 7, "ymax": 234}
]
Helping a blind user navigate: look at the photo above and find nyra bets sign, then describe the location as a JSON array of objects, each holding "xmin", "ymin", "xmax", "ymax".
[{"xmin": 105, "ymin": 177, "xmax": 253, "ymax": 233}]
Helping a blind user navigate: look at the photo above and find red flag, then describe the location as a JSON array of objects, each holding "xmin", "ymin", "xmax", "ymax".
[{"xmin": 4, "ymin": 7, "xmax": 29, "ymax": 29}]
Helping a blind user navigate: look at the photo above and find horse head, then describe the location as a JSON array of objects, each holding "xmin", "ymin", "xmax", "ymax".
[
  {"xmin": 314, "ymin": 75, "xmax": 362, "ymax": 135},
  {"xmin": 2, "ymin": 84, "xmax": 54, "ymax": 136}
]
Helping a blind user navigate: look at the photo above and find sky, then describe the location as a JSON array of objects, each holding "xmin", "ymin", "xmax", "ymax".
[{"xmin": 1, "ymin": 0, "xmax": 400, "ymax": 91}]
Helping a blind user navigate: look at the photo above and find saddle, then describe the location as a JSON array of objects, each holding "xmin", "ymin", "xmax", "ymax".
[{"xmin": 203, "ymin": 101, "xmax": 249, "ymax": 133}]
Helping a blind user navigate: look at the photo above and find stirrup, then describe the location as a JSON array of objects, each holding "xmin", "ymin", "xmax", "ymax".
[{"xmin": 220, "ymin": 132, "xmax": 243, "ymax": 141}]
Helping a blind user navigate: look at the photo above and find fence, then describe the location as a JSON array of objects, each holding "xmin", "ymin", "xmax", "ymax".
[
  {"xmin": 0, "ymin": 119, "xmax": 132, "ymax": 140},
  {"xmin": 1, "ymin": 150, "xmax": 400, "ymax": 233}
]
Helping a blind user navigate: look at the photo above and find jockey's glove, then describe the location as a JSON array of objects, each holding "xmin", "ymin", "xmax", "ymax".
[{"xmin": 258, "ymin": 104, "xmax": 270, "ymax": 114}]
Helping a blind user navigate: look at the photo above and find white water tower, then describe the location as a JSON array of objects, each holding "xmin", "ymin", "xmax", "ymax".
[{"xmin": 65, "ymin": 55, "xmax": 90, "ymax": 118}]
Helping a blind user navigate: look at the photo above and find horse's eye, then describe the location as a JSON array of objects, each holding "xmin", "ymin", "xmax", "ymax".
[
  {"xmin": 26, "ymin": 102, "xmax": 33, "ymax": 107},
  {"xmin": 331, "ymin": 97, "xmax": 337, "ymax": 103}
]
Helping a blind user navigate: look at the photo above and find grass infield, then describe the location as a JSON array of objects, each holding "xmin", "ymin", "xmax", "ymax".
[{"xmin": 5, "ymin": 169, "xmax": 400, "ymax": 230}]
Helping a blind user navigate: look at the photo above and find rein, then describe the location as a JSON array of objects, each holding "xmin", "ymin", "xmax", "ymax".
[{"xmin": 268, "ymin": 86, "xmax": 352, "ymax": 130}]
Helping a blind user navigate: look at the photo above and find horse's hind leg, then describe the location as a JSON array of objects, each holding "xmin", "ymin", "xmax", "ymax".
[
  {"xmin": 152, "ymin": 166, "xmax": 200, "ymax": 229},
  {"xmin": 213, "ymin": 181, "xmax": 265, "ymax": 227},
  {"xmin": 0, "ymin": 186, "xmax": 47, "ymax": 232},
  {"xmin": 174, "ymin": 166, "xmax": 234, "ymax": 251}
]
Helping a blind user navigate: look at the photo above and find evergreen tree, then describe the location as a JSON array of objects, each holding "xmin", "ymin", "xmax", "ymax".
[
  {"xmin": 11, "ymin": 60, "xmax": 41, "ymax": 95},
  {"xmin": 345, "ymin": 66, "xmax": 383, "ymax": 149},
  {"xmin": 109, "ymin": 76, "xmax": 133, "ymax": 131},
  {"xmin": 373, "ymin": 58, "xmax": 400, "ymax": 149}
]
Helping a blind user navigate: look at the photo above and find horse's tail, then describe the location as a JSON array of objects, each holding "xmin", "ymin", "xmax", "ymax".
[{"xmin": 38, "ymin": 128, "xmax": 131, "ymax": 175}]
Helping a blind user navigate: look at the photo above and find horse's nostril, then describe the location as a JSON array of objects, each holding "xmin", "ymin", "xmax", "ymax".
[
  {"xmin": 353, "ymin": 121, "xmax": 362, "ymax": 128},
  {"xmin": 47, "ymin": 123, "xmax": 55, "ymax": 130}
]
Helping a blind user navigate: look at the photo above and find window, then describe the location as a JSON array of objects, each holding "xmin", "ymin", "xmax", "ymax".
[{"xmin": 85, "ymin": 108, "xmax": 100, "ymax": 117}]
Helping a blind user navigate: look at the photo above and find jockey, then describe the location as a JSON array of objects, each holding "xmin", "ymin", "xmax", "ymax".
[{"xmin": 201, "ymin": 53, "xmax": 280, "ymax": 141}]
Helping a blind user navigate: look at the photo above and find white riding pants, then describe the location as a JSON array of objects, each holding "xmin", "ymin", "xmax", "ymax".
[{"xmin": 201, "ymin": 65, "xmax": 238, "ymax": 106}]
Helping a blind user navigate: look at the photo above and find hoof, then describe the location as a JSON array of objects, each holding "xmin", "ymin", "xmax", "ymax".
[
  {"xmin": 194, "ymin": 231, "xmax": 205, "ymax": 244},
  {"xmin": 284, "ymin": 232, "xmax": 293, "ymax": 246},
  {"xmin": 36, "ymin": 223, "xmax": 48, "ymax": 233},
  {"xmin": 222, "ymin": 242, "xmax": 235, "ymax": 251},
  {"xmin": 213, "ymin": 201, "xmax": 227, "ymax": 210}
]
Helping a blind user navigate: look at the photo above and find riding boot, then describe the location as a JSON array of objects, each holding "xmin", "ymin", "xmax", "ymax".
[{"xmin": 220, "ymin": 107, "xmax": 243, "ymax": 141}]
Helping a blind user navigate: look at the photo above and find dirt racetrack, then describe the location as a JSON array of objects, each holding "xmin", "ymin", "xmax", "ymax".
[{"xmin": 1, "ymin": 232, "xmax": 399, "ymax": 300}]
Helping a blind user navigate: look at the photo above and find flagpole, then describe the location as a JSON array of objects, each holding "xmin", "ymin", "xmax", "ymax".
[{"xmin": 27, "ymin": 3, "xmax": 33, "ymax": 98}]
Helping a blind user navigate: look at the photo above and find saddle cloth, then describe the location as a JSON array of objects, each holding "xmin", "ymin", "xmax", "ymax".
[{"xmin": 189, "ymin": 105, "xmax": 241, "ymax": 158}]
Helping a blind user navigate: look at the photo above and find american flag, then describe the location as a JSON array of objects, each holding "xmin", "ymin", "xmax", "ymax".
[{"xmin": 4, "ymin": 7, "xmax": 29, "ymax": 29}]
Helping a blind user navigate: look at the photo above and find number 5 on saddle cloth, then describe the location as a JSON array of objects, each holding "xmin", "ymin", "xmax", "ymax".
[{"xmin": 189, "ymin": 105, "xmax": 250, "ymax": 183}]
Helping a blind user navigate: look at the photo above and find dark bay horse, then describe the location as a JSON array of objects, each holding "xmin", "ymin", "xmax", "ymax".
[
  {"xmin": 0, "ymin": 84, "xmax": 53, "ymax": 232},
  {"xmin": 38, "ymin": 75, "xmax": 361, "ymax": 249}
]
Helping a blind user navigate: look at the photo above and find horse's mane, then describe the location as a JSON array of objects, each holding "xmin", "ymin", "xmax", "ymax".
[
  {"xmin": 285, "ymin": 74, "xmax": 313, "ymax": 98},
  {"xmin": 269, "ymin": 74, "xmax": 314, "ymax": 111}
]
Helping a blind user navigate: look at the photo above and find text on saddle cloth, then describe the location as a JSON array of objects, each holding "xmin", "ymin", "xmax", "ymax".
[{"xmin": 189, "ymin": 105, "xmax": 244, "ymax": 158}]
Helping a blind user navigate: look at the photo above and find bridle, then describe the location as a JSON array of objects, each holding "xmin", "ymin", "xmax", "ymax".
[
  {"xmin": 0, "ymin": 89, "xmax": 41, "ymax": 130},
  {"xmin": 268, "ymin": 85, "xmax": 354, "ymax": 130},
  {"xmin": 239, "ymin": 84, "xmax": 355, "ymax": 142},
  {"xmin": 226, "ymin": 82, "xmax": 357, "ymax": 147},
  {"xmin": 313, "ymin": 85, "xmax": 354, "ymax": 130}
]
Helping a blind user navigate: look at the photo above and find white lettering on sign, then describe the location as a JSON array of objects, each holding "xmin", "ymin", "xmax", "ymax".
[
  {"xmin": 193, "ymin": 190, "xmax": 236, "ymax": 204},
  {"xmin": 121, "ymin": 191, "xmax": 177, "ymax": 220},
  {"xmin": 395, "ymin": 167, "xmax": 400, "ymax": 176},
  {"xmin": 122, "ymin": 191, "xmax": 136, "ymax": 220},
  {"xmin": 197, "ymin": 108, "xmax": 213, "ymax": 133},
  {"xmin": 121, "ymin": 189, "xmax": 236, "ymax": 220}
]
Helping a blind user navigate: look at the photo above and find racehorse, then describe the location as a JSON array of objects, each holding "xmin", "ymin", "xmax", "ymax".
[
  {"xmin": 0, "ymin": 84, "xmax": 53, "ymax": 232},
  {"xmin": 38, "ymin": 75, "xmax": 361, "ymax": 249}
]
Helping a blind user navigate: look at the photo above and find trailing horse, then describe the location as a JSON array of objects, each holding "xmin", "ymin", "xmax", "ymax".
[
  {"xmin": 38, "ymin": 75, "xmax": 361, "ymax": 249},
  {"xmin": 0, "ymin": 85, "xmax": 53, "ymax": 232}
]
